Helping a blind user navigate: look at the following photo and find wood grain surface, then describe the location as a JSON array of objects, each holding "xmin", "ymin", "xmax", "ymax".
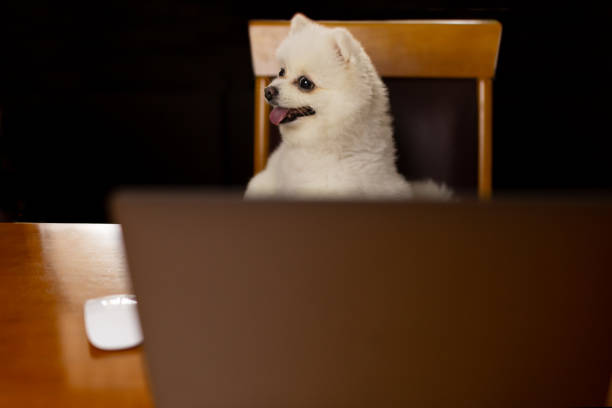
[{"xmin": 0, "ymin": 223, "xmax": 152, "ymax": 407}]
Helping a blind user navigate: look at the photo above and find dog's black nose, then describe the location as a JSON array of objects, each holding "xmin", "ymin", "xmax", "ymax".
[{"xmin": 264, "ymin": 86, "xmax": 278, "ymax": 101}]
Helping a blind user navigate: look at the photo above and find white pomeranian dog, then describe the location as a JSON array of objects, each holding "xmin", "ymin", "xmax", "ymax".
[{"xmin": 245, "ymin": 13, "xmax": 450, "ymax": 200}]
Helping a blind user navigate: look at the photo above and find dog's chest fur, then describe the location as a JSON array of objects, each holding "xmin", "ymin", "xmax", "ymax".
[
  {"xmin": 276, "ymin": 144, "xmax": 358, "ymax": 188},
  {"xmin": 263, "ymin": 141, "xmax": 409, "ymax": 197}
]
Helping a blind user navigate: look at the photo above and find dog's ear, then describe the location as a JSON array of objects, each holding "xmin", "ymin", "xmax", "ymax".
[
  {"xmin": 331, "ymin": 28, "xmax": 358, "ymax": 64},
  {"xmin": 290, "ymin": 13, "xmax": 313, "ymax": 35}
]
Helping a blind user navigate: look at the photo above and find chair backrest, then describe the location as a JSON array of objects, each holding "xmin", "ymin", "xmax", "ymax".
[{"xmin": 248, "ymin": 19, "xmax": 502, "ymax": 198}]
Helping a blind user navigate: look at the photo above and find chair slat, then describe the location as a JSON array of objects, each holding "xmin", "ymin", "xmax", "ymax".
[{"xmin": 249, "ymin": 20, "xmax": 502, "ymax": 78}]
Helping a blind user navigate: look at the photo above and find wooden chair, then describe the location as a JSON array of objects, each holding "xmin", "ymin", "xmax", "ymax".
[{"xmin": 248, "ymin": 19, "xmax": 502, "ymax": 198}]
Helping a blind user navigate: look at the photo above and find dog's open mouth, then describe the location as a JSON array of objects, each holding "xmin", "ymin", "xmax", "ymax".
[{"xmin": 269, "ymin": 106, "xmax": 315, "ymax": 125}]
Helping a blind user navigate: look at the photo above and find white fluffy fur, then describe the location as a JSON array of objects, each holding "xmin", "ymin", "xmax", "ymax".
[{"xmin": 245, "ymin": 14, "xmax": 450, "ymax": 200}]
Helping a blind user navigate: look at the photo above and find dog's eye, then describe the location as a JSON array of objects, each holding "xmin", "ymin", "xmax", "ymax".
[
  {"xmin": 279, "ymin": 68, "xmax": 285, "ymax": 77},
  {"xmin": 298, "ymin": 76, "xmax": 315, "ymax": 90}
]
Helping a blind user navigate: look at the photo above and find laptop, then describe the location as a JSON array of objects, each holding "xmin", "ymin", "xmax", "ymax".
[{"xmin": 111, "ymin": 190, "xmax": 612, "ymax": 407}]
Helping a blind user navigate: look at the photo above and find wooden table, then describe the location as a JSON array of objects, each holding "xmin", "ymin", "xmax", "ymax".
[{"xmin": 0, "ymin": 223, "xmax": 153, "ymax": 407}]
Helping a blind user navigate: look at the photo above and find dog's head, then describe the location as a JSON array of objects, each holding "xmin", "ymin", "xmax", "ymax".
[{"xmin": 265, "ymin": 14, "xmax": 375, "ymax": 128}]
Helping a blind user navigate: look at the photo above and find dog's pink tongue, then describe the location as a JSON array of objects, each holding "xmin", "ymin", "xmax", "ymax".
[{"xmin": 269, "ymin": 107, "xmax": 289, "ymax": 126}]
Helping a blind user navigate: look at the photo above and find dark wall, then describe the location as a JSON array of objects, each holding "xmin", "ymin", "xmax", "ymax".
[{"xmin": 0, "ymin": 2, "xmax": 610, "ymax": 221}]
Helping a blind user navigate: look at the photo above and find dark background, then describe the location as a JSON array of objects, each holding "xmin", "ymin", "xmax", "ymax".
[{"xmin": 0, "ymin": 2, "xmax": 610, "ymax": 222}]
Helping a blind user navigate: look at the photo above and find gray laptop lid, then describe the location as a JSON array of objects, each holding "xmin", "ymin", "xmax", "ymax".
[{"xmin": 112, "ymin": 191, "xmax": 612, "ymax": 408}]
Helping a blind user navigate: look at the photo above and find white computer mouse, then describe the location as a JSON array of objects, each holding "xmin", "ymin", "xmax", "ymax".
[{"xmin": 84, "ymin": 294, "xmax": 143, "ymax": 350}]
